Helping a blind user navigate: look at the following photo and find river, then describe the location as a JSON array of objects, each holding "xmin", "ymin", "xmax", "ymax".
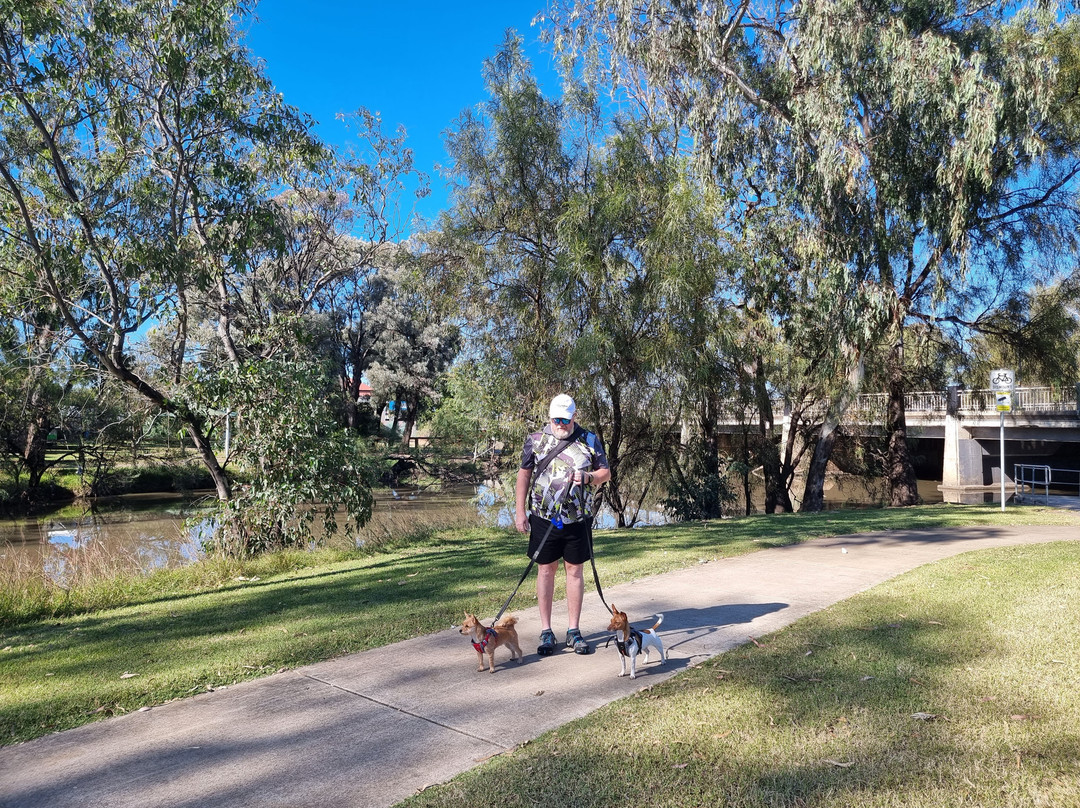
[{"xmin": 0, "ymin": 476, "xmax": 951, "ymax": 586}]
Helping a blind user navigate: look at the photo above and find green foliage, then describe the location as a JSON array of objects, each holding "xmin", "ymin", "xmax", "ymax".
[
  {"xmin": 187, "ymin": 357, "xmax": 377, "ymax": 556},
  {"xmin": 661, "ymin": 441, "xmax": 738, "ymax": 521}
]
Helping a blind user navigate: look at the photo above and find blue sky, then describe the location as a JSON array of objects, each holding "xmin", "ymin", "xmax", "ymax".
[{"xmin": 244, "ymin": 1, "xmax": 558, "ymax": 228}]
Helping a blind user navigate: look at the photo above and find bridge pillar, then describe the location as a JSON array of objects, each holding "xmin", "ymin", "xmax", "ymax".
[{"xmin": 939, "ymin": 385, "xmax": 1006, "ymax": 503}]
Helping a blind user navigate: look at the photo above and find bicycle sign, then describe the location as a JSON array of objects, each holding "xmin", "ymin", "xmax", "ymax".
[{"xmin": 990, "ymin": 369, "xmax": 1015, "ymax": 392}]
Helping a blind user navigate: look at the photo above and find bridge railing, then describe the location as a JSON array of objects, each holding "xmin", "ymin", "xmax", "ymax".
[
  {"xmin": 955, "ymin": 386, "xmax": 1078, "ymax": 413},
  {"xmin": 716, "ymin": 386, "xmax": 1078, "ymax": 427}
]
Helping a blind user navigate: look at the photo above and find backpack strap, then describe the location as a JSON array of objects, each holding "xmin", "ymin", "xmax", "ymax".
[{"xmin": 531, "ymin": 426, "xmax": 582, "ymax": 480}]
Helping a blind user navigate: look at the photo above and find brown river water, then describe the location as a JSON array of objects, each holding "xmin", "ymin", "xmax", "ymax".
[{"xmin": 1, "ymin": 477, "xmax": 946, "ymax": 586}]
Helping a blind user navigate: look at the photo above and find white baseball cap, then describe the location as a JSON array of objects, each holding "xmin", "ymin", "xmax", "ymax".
[{"xmin": 549, "ymin": 394, "xmax": 576, "ymax": 420}]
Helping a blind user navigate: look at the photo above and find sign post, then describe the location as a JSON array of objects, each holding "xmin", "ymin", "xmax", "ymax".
[{"xmin": 990, "ymin": 370, "xmax": 1015, "ymax": 512}]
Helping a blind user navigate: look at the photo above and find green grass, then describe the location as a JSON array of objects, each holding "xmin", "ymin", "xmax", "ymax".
[
  {"xmin": 401, "ymin": 540, "xmax": 1080, "ymax": 808},
  {"xmin": 1, "ymin": 504, "xmax": 1078, "ymax": 753}
]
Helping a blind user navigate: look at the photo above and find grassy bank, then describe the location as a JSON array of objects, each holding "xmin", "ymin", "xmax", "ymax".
[
  {"xmin": 1, "ymin": 504, "xmax": 1078, "ymax": 749},
  {"xmin": 401, "ymin": 540, "xmax": 1080, "ymax": 808}
]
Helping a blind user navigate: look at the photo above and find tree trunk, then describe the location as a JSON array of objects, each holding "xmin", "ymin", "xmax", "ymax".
[
  {"xmin": 801, "ymin": 421, "xmax": 838, "ymax": 512},
  {"xmin": 400, "ymin": 394, "xmax": 418, "ymax": 448},
  {"xmin": 185, "ymin": 422, "xmax": 230, "ymax": 500},
  {"xmin": 601, "ymin": 385, "xmax": 627, "ymax": 528},
  {"xmin": 754, "ymin": 359, "xmax": 792, "ymax": 513},
  {"xmin": 885, "ymin": 339, "xmax": 919, "ymax": 506}
]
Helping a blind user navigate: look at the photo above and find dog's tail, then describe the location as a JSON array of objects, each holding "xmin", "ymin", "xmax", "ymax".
[
  {"xmin": 646, "ymin": 613, "xmax": 664, "ymax": 633},
  {"xmin": 495, "ymin": 614, "xmax": 518, "ymax": 628}
]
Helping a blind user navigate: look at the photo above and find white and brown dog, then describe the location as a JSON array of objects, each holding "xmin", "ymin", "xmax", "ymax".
[
  {"xmin": 459, "ymin": 612, "xmax": 523, "ymax": 673},
  {"xmin": 607, "ymin": 605, "xmax": 665, "ymax": 679}
]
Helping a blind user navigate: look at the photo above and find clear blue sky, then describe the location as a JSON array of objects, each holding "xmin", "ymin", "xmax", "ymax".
[{"xmin": 244, "ymin": 1, "xmax": 557, "ymax": 228}]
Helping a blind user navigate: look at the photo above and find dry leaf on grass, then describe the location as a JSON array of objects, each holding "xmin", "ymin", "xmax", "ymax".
[
  {"xmin": 825, "ymin": 759, "xmax": 854, "ymax": 768},
  {"xmin": 911, "ymin": 712, "xmax": 938, "ymax": 721}
]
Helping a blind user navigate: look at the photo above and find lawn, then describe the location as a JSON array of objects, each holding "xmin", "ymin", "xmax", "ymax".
[
  {"xmin": 399, "ymin": 539, "xmax": 1080, "ymax": 808},
  {"xmin": 2, "ymin": 503, "xmax": 1078, "ymax": 757}
]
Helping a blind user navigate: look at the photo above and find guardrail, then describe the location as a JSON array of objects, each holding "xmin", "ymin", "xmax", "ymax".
[{"xmin": 1014, "ymin": 463, "xmax": 1080, "ymax": 504}]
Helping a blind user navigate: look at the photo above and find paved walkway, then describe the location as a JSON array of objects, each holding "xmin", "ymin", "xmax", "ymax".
[{"xmin": 1, "ymin": 523, "xmax": 1077, "ymax": 808}]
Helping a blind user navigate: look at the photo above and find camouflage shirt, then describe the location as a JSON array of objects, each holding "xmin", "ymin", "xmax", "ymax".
[{"xmin": 520, "ymin": 424, "xmax": 609, "ymax": 524}]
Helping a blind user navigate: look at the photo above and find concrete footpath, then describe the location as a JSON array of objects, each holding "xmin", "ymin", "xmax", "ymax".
[{"xmin": 1, "ymin": 524, "xmax": 1077, "ymax": 808}]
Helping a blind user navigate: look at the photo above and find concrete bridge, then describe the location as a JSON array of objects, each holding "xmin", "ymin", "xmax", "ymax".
[{"xmin": 720, "ymin": 385, "xmax": 1080, "ymax": 504}]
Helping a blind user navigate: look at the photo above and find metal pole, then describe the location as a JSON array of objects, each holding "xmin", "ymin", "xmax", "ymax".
[{"xmin": 999, "ymin": 410, "xmax": 1006, "ymax": 512}]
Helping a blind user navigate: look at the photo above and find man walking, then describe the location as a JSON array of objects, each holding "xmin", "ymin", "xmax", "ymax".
[{"xmin": 515, "ymin": 394, "xmax": 610, "ymax": 656}]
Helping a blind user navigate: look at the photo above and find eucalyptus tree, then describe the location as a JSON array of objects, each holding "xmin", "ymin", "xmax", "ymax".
[
  {"xmin": 438, "ymin": 36, "xmax": 727, "ymax": 526},
  {"xmin": 0, "ymin": 294, "xmax": 68, "ymax": 493},
  {"xmin": 0, "ymin": 0, "xmax": 415, "ymax": 550},
  {"xmin": 0, "ymin": 0, "xmax": 317, "ymax": 499},
  {"xmin": 961, "ymin": 278, "xmax": 1080, "ymax": 389},
  {"xmin": 364, "ymin": 266, "xmax": 462, "ymax": 447},
  {"xmin": 549, "ymin": 0, "xmax": 1080, "ymax": 507}
]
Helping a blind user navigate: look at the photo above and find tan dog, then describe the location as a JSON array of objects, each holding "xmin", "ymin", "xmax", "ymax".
[
  {"xmin": 607, "ymin": 605, "xmax": 665, "ymax": 679},
  {"xmin": 459, "ymin": 612, "xmax": 523, "ymax": 673}
]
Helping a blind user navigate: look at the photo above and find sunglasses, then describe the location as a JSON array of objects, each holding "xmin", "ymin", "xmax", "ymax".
[{"xmin": 551, "ymin": 417, "xmax": 572, "ymax": 425}]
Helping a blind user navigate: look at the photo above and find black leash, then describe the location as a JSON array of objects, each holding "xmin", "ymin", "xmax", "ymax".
[
  {"xmin": 490, "ymin": 482, "xmax": 573, "ymax": 624},
  {"xmin": 491, "ymin": 517, "xmax": 556, "ymax": 623},
  {"xmin": 585, "ymin": 510, "xmax": 612, "ymax": 615}
]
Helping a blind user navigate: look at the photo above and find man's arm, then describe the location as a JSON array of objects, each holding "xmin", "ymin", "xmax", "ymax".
[
  {"xmin": 573, "ymin": 466, "xmax": 610, "ymax": 486},
  {"xmin": 514, "ymin": 467, "xmax": 532, "ymax": 533}
]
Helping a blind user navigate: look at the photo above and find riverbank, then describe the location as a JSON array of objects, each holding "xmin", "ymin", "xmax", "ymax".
[{"xmin": 2, "ymin": 504, "xmax": 1079, "ymax": 747}]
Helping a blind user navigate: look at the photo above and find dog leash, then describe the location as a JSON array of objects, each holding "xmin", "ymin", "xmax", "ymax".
[
  {"xmin": 490, "ymin": 482, "xmax": 573, "ymax": 625},
  {"xmin": 584, "ymin": 510, "xmax": 613, "ymax": 615}
]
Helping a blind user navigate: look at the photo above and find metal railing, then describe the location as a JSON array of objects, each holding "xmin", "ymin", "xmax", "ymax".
[
  {"xmin": 1014, "ymin": 464, "xmax": 1080, "ymax": 504},
  {"xmin": 719, "ymin": 386, "xmax": 1079, "ymax": 425},
  {"xmin": 957, "ymin": 386, "xmax": 1079, "ymax": 414}
]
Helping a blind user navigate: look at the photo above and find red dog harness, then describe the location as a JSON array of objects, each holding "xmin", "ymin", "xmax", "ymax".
[{"xmin": 472, "ymin": 627, "xmax": 498, "ymax": 653}]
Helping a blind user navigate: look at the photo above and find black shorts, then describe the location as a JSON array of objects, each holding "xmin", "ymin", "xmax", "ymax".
[{"xmin": 527, "ymin": 514, "xmax": 593, "ymax": 565}]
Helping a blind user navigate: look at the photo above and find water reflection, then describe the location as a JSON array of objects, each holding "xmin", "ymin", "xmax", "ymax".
[{"xmin": 0, "ymin": 475, "xmax": 951, "ymax": 584}]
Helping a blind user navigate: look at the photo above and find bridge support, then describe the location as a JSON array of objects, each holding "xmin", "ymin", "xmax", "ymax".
[{"xmin": 939, "ymin": 385, "xmax": 1010, "ymax": 504}]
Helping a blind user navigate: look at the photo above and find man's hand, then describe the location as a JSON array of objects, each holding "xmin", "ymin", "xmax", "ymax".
[{"xmin": 515, "ymin": 512, "xmax": 530, "ymax": 533}]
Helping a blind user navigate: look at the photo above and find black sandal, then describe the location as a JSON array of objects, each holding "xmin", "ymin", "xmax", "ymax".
[{"xmin": 537, "ymin": 629, "xmax": 557, "ymax": 656}]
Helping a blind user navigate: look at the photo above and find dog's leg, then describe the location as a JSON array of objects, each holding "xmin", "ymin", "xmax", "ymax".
[
  {"xmin": 628, "ymin": 648, "xmax": 638, "ymax": 679},
  {"xmin": 475, "ymin": 650, "xmax": 485, "ymax": 673},
  {"xmin": 618, "ymin": 652, "xmax": 628, "ymax": 677},
  {"xmin": 486, "ymin": 649, "xmax": 496, "ymax": 673}
]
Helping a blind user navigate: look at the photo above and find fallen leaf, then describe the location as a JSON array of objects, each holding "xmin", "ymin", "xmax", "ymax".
[
  {"xmin": 825, "ymin": 759, "xmax": 854, "ymax": 768},
  {"xmin": 909, "ymin": 677, "xmax": 926, "ymax": 686},
  {"xmin": 860, "ymin": 676, "xmax": 874, "ymax": 681},
  {"xmin": 673, "ymin": 763, "xmax": 689, "ymax": 769},
  {"xmin": 927, "ymin": 620, "xmax": 942, "ymax": 625},
  {"xmin": 534, "ymin": 690, "xmax": 545, "ymax": 696},
  {"xmin": 119, "ymin": 672, "xmax": 139, "ymax": 679},
  {"xmin": 1010, "ymin": 714, "xmax": 1030, "ymax": 721},
  {"xmin": 748, "ymin": 636, "xmax": 764, "ymax": 648},
  {"xmin": 911, "ymin": 712, "xmax": 937, "ymax": 721}
]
